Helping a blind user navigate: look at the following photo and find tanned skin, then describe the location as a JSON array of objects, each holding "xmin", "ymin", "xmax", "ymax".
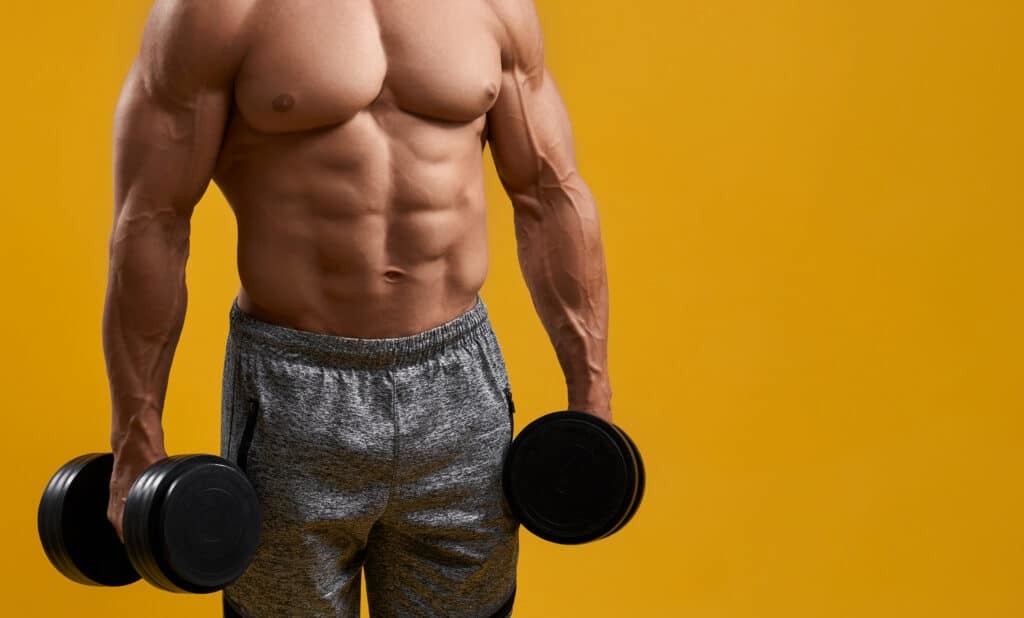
[{"xmin": 105, "ymin": 0, "xmax": 611, "ymax": 541}]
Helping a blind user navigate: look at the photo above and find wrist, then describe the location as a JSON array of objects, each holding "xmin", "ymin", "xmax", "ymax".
[
  {"xmin": 111, "ymin": 412, "xmax": 166, "ymax": 456},
  {"xmin": 567, "ymin": 381, "xmax": 612, "ymax": 414}
]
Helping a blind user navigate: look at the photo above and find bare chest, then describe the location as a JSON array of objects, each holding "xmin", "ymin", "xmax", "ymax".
[{"xmin": 234, "ymin": 0, "xmax": 504, "ymax": 133}]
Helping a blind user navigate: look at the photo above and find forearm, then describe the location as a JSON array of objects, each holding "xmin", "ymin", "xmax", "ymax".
[
  {"xmin": 103, "ymin": 203, "xmax": 190, "ymax": 456},
  {"xmin": 512, "ymin": 175, "xmax": 612, "ymax": 414}
]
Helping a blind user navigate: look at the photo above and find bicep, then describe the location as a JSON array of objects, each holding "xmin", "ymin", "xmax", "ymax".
[
  {"xmin": 112, "ymin": 63, "xmax": 231, "ymax": 226},
  {"xmin": 111, "ymin": 0, "xmax": 245, "ymax": 232}
]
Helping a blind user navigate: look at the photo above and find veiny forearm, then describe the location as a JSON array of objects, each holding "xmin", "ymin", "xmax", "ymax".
[
  {"xmin": 103, "ymin": 201, "xmax": 190, "ymax": 455},
  {"xmin": 512, "ymin": 173, "xmax": 611, "ymax": 415}
]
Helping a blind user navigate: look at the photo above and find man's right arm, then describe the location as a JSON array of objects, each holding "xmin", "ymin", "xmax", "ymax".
[{"xmin": 104, "ymin": 0, "xmax": 250, "ymax": 539}]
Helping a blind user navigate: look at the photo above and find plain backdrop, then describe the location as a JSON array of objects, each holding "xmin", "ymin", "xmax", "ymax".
[{"xmin": 1, "ymin": 1, "xmax": 1022, "ymax": 616}]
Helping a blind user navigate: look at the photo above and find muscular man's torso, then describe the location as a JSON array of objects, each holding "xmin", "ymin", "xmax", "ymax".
[{"xmin": 216, "ymin": 1, "xmax": 509, "ymax": 337}]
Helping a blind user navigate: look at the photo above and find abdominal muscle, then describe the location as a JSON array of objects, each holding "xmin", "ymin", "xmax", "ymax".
[{"xmin": 213, "ymin": 102, "xmax": 491, "ymax": 338}]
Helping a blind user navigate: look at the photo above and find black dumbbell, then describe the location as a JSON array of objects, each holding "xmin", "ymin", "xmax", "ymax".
[
  {"xmin": 502, "ymin": 410, "xmax": 645, "ymax": 544},
  {"xmin": 38, "ymin": 452, "xmax": 261, "ymax": 593}
]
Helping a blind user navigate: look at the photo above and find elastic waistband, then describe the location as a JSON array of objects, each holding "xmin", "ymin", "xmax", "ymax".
[{"xmin": 228, "ymin": 295, "xmax": 491, "ymax": 369}]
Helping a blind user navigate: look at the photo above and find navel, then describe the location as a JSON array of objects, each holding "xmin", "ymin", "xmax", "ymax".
[
  {"xmin": 382, "ymin": 269, "xmax": 406, "ymax": 283},
  {"xmin": 271, "ymin": 94, "xmax": 295, "ymax": 113}
]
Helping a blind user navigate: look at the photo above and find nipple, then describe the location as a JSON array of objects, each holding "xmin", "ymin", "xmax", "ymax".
[
  {"xmin": 484, "ymin": 82, "xmax": 498, "ymax": 101},
  {"xmin": 272, "ymin": 94, "xmax": 295, "ymax": 113}
]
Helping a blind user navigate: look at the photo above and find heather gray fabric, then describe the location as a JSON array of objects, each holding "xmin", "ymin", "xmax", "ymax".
[{"xmin": 219, "ymin": 295, "xmax": 518, "ymax": 617}]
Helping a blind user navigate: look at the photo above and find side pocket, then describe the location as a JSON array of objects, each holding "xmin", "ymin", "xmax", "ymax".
[
  {"xmin": 222, "ymin": 337, "xmax": 241, "ymax": 459},
  {"xmin": 237, "ymin": 398, "xmax": 259, "ymax": 474},
  {"xmin": 503, "ymin": 386, "xmax": 515, "ymax": 442}
]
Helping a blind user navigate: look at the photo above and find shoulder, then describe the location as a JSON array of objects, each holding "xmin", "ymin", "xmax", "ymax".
[
  {"xmin": 487, "ymin": 0, "xmax": 545, "ymax": 78},
  {"xmin": 141, "ymin": 0, "xmax": 255, "ymax": 53},
  {"xmin": 136, "ymin": 0, "xmax": 257, "ymax": 98}
]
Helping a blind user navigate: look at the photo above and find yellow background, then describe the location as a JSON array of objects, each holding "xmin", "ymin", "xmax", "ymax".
[{"xmin": 2, "ymin": 1, "xmax": 1022, "ymax": 616}]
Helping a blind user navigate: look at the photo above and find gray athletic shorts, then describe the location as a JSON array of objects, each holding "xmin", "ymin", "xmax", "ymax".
[{"xmin": 219, "ymin": 295, "xmax": 519, "ymax": 617}]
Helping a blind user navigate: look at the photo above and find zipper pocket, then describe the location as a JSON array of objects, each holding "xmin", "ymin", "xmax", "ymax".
[
  {"xmin": 237, "ymin": 398, "xmax": 259, "ymax": 473},
  {"xmin": 504, "ymin": 386, "xmax": 515, "ymax": 439}
]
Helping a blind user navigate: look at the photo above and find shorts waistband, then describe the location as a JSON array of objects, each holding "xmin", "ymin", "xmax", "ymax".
[{"xmin": 228, "ymin": 295, "xmax": 491, "ymax": 369}]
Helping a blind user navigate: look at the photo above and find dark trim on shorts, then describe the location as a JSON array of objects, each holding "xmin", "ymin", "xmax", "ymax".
[
  {"xmin": 224, "ymin": 584, "xmax": 516, "ymax": 617},
  {"xmin": 223, "ymin": 594, "xmax": 244, "ymax": 618},
  {"xmin": 489, "ymin": 583, "xmax": 516, "ymax": 618}
]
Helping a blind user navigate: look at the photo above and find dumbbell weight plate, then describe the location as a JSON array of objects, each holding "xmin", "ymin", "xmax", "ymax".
[
  {"xmin": 605, "ymin": 424, "xmax": 645, "ymax": 537},
  {"xmin": 122, "ymin": 456, "xmax": 180, "ymax": 591},
  {"xmin": 124, "ymin": 454, "xmax": 261, "ymax": 594},
  {"xmin": 37, "ymin": 453, "xmax": 141, "ymax": 587},
  {"xmin": 160, "ymin": 455, "xmax": 261, "ymax": 591},
  {"xmin": 502, "ymin": 411, "xmax": 643, "ymax": 544}
]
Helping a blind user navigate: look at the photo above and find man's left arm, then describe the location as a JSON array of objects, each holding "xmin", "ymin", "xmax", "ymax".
[{"xmin": 486, "ymin": 0, "xmax": 612, "ymax": 421}]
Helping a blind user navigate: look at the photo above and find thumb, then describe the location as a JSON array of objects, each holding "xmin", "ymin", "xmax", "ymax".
[
  {"xmin": 107, "ymin": 492, "xmax": 128, "ymax": 544},
  {"xmin": 115, "ymin": 495, "xmax": 128, "ymax": 543},
  {"xmin": 115, "ymin": 503, "xmax": 126, "ymax": 544}
]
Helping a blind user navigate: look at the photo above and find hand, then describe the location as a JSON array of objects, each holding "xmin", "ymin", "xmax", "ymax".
[
  {"xmin": 568, "ymin": 380, "xmax": 612, "ymax": 424},
  {"xmin": 107, "ymin": 444, "xmax": 168, "ymax": 543},
  {"xmin": 569, "ymin": 383, "xmax": 613, "ymax": 425},
  {"xmin": 571, "ymin": 402, "xmax": 612, "ymax": 425},
  {"xmin": 586, "ymin": 407, "xmax": 613, "ymax": 425}
]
